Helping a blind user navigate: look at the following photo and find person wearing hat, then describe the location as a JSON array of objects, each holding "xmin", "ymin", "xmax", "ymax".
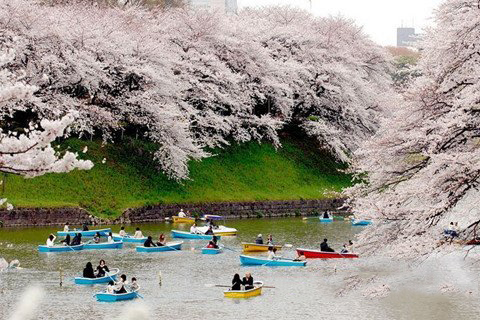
[{"xmin": 255, "ymin": 234, "xmax": 264, "ymax": 244}]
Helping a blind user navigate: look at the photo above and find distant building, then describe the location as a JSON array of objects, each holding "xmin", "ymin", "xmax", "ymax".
[
  {"xmin": 397, "ymin": 27, "xmax": 416, "ymax": 47},
  {"xmin": 189, "ymin": 0, "xmax": 238, "ymax": 13}
]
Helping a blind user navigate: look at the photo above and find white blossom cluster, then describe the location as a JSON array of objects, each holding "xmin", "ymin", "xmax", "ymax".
[
  {"xmin": 0, "ymin": 1, "xmax": 392, "ymax": 180},
  {"xmin": 347, "ymin": 0, "xmax": 480, "ymax": 257}
]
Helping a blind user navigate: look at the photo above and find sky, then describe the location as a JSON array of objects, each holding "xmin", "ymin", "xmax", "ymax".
[{"xmin": 237, "ymin": 0, "xmax": 444, "ymax": 46}]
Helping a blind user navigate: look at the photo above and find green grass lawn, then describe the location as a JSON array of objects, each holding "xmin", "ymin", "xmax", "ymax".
[{"xmin": 1, "ymin": 137, "xmax": 351, "ymax": 218}]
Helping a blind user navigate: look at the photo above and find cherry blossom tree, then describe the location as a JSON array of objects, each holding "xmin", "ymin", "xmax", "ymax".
[{"xmin": 347, "ymin": 0, "xmax": 480, "ymax": 258}]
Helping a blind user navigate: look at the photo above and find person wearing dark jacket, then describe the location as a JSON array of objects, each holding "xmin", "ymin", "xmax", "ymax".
[
  {"xmin": 243, "ymin": 272, "xmax": 254, "ymax": 290},
  {"xmin": 204, "ymin": 226, "xmax": 214, "ymax": 235},
  {"xmin": 96, "ymin": 259, "xmax": 110, "ymax": 278},
  {"xmin": 60, "ymin": 234, "xmax": 71, "ymax": 246},
  {"xmin": 255, "ymin": 234, "xmax": 264, "ymax": 244},
  {"xmin": 231, "ymin": 274, "xmax": 242, "ymax": 291},
  {"xmin": 83, "ymin": 262, "xmax": 96, "ymax": 278},
  {"xmin": 320, "ymin": 238, "xmax": 335, "ymax": 252},
  {"xmin": 144, "ymin": 236, "xmax": 156, "ymax": 247},
  {"xmin": 71, "ymin": 233, "xmax": 82, "ymax": 246}
]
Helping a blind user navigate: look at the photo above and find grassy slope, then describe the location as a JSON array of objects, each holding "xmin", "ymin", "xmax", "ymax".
[{"xmin": 2, "ymin": 137, "xmax": 351, "ymax": 218}]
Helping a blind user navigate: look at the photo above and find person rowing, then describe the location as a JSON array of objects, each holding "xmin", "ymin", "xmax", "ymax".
[
  {"xmin": 134, "ymin": 227, "xmax": 144, "ymax": 239},
  {"xmin": 204, "ymin": 226, "xmax": 214, "ymax": 235},
  {"xmin": 231, "ymin": 273, "xmax": 242, "ymax": 291},
  {"xmin": 46, "ymin": 234, "xmax": 56, "ymax": 247},
  {"xmin": 96, "ymin": 259, "xmax": 110, "ymax": 278},
  {"xmin": 119, "ymin": 226, "xmax": 127, "ymax": 237},
  {"xmin": 212, "ymin": 235, "xmax": 219, "ymax": 245},
  {"xmin": 255, "ymin": 234, "xmax": 264, "ymax": 244},
  {"xmin": 206, "ymin": 240, "xmax": 218, "ymax": 249},
  {"xmin": 190, "ymin": 223, "xmax": 199, "ymax": 234},
  {"xmin": 320, "ymin": 238, "xmax": 335, "ymax": 252},
  {"xmin": 323, "ymin": 211, "xmax": 330, "ymax": 219},
  {"xmin": 60, "ymin": 234, "xmax": 71, "ymax": 246},
  {"xmin": 143, "ymin": 236, "xmax": 157, "ymax": 247},
  {"xmin": 93, "ymin": 232, "xmax": 101, "ymax": 244},
  {"xmin": 71, "ymin": 233, "xmax": 82, "ymax": 246},
  {"xmin": 267, "ymin": 246, "xmax": 277, "ymax": 260},
  {"xmin": 243, "ymin": 272, "xmax": 254, "ymax": 290},
  {"xmin": 114, "ymin": 274, "xmax": 128, "ymax": 294},
  {"xmin": 156, "ymin": 234, "xmax": 166, "ymax": 246},
  {"xmin": 130, "ymin": 277, "xmax": 139, "ymax": 291},
  {"xmin": 83, "ymin": 262, "xmax": 96, "ymax": 279}
]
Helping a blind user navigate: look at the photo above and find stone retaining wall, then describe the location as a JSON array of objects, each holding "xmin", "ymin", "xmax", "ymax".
[{"xmin": 0, "ymin": 198, "xmax": 347, "ymax": 227}]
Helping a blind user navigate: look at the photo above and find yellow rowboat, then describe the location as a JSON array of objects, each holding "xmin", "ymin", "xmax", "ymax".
[
  {"xmin": 172, "ymin": 216, "xmax": 196, "ymax": 224},
  {"xmin": 242, "ymin": 243, "xmax": 282, "ymax": 252},
  {"xmin": 224, "ymin": 281, "xmax": 263, "ymax": 299}
]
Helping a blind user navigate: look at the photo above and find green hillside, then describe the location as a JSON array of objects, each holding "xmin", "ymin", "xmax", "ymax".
[{"xmin": 2, "ymin": 137, "xmax": 351, "ymax": 218}]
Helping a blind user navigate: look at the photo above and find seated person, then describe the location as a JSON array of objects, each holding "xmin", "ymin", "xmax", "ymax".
[
  {"xmin": 60, "ymin": 234, "xmax": 71, "ymax": 246},
  {"xmin": 255, "ymin": 234, "xmax": 264, "ymax": 245},
  {"xmin": 144, "ymin": 236, "xmax": 157, "ymax": 247},
  {"xmin": 107, "ymin": 280, "xmax": 115, "ymax": 294},
  {"xmin": 46, "ymin": 234, "xmax": 56, "ymax": 247},
  {"xmin": 293, "ymin": 253, "xmax": 306, "ymax": 261},
  {"xmin": 243, "ymin": 272, "xmax": 254, "ymax": 290},
  {"xmin": 206, "ymin": 241, "xmax": 218, "ymax": 249},
  {"xmin": 114, "ymin": 274, "xmax": 128, "ymax": 294},
  {"xmin": 156, "ymin": 234, "xmax": 166, "ymax": 246},
  {"xmin": 130, "ymin": 277, "xmax": 139, "ymax": 291},
  {"xmin": 267, "ymin": 246, "xmax": 277, "ymax": 260},
  {"xmin": 96, "ymin": 260, "xmax": 110, "ymax": 278},
  {"xmin": 178, "ymin": 209, "xmax": 186, "ymax": 218},
  {"xmin": 231, "ymin": 274, "xmax": 242, "ymax": 291},
  {"xmin": 82, "ymin": 222, "xmax": 89, "ymax": 231},
  {"xmin": 134, "ymin": 228, "xmax": 144, "ymax": 239},
  {"xmin": 93, "ymin": 232, "xmax": 101, "ymax": 244},
  {"xmin": 320, "ymin": 238, "xmax": 335, "ymax": 252},
  {"xmin": 190, "ymin": 223, "xmax": 198, "ymax": 234},
  {"xmin": 107, "ymin": 232, "xmax": 114, "ymax": 244},
  {"xmin": 323, "ymin": 211, "xmax": 330, "ymax": 219},
  {"xmin": 70, "ymin": 233, "xmax": 82, "ymax": 246},
  {"xmin": 119, "ymin": 226, "xmax": 127, "ymax": 237},
  {"xmin": 63, "ymin": 223, "xmax": 69, "ymax": 232},
  {"xmin": 204, "ymin": 226, "xmax": 214, "ymax": 235},
  {"xmin": 83, "ymin": 262, "xmax": 96, "ymax": 279}
]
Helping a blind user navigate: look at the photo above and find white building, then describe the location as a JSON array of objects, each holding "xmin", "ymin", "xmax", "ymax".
[{"xmin": 189, "ymin": 0, "xmax": 238, "ymax": 13}]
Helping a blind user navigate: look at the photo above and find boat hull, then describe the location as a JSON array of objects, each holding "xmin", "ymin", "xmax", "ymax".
[
  {"xmin": 242, "ymin": 243, "xmax": 282, "ymax": 252},
  {"xmin": 224, "ymin": 281, "xmax": 263, "ymax": 298},
  {"xmin": 239, "ymin": 255, "xmax": 306, "ymax": 267},
  {"xmin": 202, "ymin": 247, "xmax": 222, "ymax": 254},
  {"xmin": 57, "ymin": 228, "xmax": 111, "ymax": 237},
  {"xmin": 38, "ymin": 244, "xmax": 84, "ymax": 253},
  {"xmin": 319, "ymin": 217, "xmax": 333, "ymax": 223},
  {"xmin": 351, "ymin": 219, "xmax": 372, "ymax": 226},
  {"xmin": 135, "ymin": 241, "xmax": 183, "ymax": 252},
  {"xmin": 171, "ymin": 230, "xmax": 220, "ymax": 240},
  {"xmin": 84, "ymin": 242, "xmax": 123, "ymax": 250},
  {"xmin": 172, "ymin": 216, "xmax": 196, "ymax": 224},
  {"xmin": 296, "ymin": 248, "xmax": 359, "ymax": 259},
  {"xmin": 95, "ymin": 290, "xmax": 139, "ymax": 302},
  {"xmin": 112, "ymin": 234, "xmax": 147, "ymax": 243},
  {"xmin": 75, "ymin": 268, "xmax": 119, "ymax": 284},
  {"xmin": 196, "ymin": 226, "xmax": 237, "ymax": 236}
]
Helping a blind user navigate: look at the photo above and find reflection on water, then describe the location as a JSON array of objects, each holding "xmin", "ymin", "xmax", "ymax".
[{"xmin": 0, "ymin": 218, "xmax": 478, "ymax": 320}]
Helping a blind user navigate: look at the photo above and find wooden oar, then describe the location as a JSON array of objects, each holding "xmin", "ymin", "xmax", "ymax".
[{"xmin": 205, "ymin": 284, "xmax": 275, "ymax": 288}]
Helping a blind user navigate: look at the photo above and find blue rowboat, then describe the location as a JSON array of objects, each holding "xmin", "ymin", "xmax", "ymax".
[
  {"xmin": 202, "ymin": 247, "xmax": 222, "ymax": 254},
  {"xmin": 351, "ymin": 219, "xmax": 373, "ymax": 226},
  {"xmin": 112, "ymin": 233, "xmax": 147, "ymax": 243},
  {"xmin": 136, "ymin": 241, "xmax": 183, "ymax": 253},
  {"xmin": 84, "ymin": 242, "xmax": 123, "ymax": 250},
  {"xmin": 171, "ymin": 230, "xmax": 220, "ymax": 240},
  {"xmin": 38, "ymin": 244, "xmax": 84, "ymax": 253},
  {"xmin": 95, "ymin": 288, "xmax": 140, "ymax": 302},
  {"xmin": 239, "ymin": 255, "xmax": 307, "ymax": 267},
  {"xmin": 57, "ymin": 228, "xmax": 111, "ymax": 237},
  {"xmin": 74, "ymin": 268, "xmax": 119, "ymax": 285},
  {"xmin": 319, "ymin": 216, "xmax": 333, "ymax": 223}
]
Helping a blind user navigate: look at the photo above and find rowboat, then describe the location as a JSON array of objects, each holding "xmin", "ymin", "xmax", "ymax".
[
  {"xmin": 296, "ymin": 248, "xmax": 359, "ymax": 259},
  {"xmin": 84, "ymin": 241, "xmax": 123, "ymax": 250},
  {"xmin": 319, "ymin": 215, "xmax": 333, "ymax": 223},
  {"xmin": 172, "ymin": 216, "xmax": 196, "ymax": 224},
  {"xmin": 242, "ymin": 243, "xmax": 283, "ymax": 252},
  {"xmin": 95, "ymin": 288, "xmax": 140, "ymax": 302},
  {"xmin": 112, "ymin": 233, "xmax": 147, "ymax": 243},
  {"xmin": 202, "ymin": 247, "xmax": 223, "ymax": 254},
  {"xmin": 171, "ymin": 230, "xmax": 220, "ymax": 240},
  {"xmin": 57, "ymin": 228, "xmax": 111, "ymax": 237},
  {"xmin": 224, "ymin": 281, "xmax": 263, "ymax": 298},
  {"xmin": 351, "ymin": 219, "xmax": 372, "ymax": 226},
  {"xmin": 239, "ymin": 255, "xmax": 306, "ymax": 267},
  {"xmin": 135, "ymin": 241, "xmax": 183, "ymax": 252},
  {"xmin": 196, "ymin": 226, "xmax": 237, "ymax": 236},
  {"xmin": 202, "ymin": 214, "xmax": 224, "ymax": 221},
  {"xmin": 38, "ymin": 244, "xmax": 84, "ymax": 253},
  {"xmin": 74, "ymin": 268, "xmax": 119, "ymax": 285}
]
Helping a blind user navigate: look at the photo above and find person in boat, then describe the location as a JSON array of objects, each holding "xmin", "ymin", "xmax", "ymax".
[
  {"xmin": 255, "ymin": 234, "xmax": 264, "ymax": 245},
  {"xmin": 323, "ymin": 211, "xmax": 330, "ymax": 219},
  {"xmin": 63, "ymin": 222, "xmax": 69, "ymax": 232},
  {"xmin": 46, "ymin": 234, "xmax": 56, "ymax": 247},
  {"xmin": 346, "ymin": 240, "xmax": 354, "ymax": 252},
  {"xmin": 130, "ymin": 277, "xmax": 139, "ymax": 291},
  {"xmin": 134, "ymin": 227, "xmax": 144, "ymax": 239},
  {"xmin": 119, "ymin": 226, "xmax": 127, "ymax": 237},
  {"xmin": 320, "ymin": 238, "xmax": 335, "ymax": 252},
  {"xmin": 83, "ymin": 262, "xmax": 96, "ymax": 279},
  {"xmin": 242, "ymin": 272, "xmax": 254, "ymax": 290},
  {"xmin": 267, "ymin": 234, "xmax": 273, "ymax": 245},
  {"xmin": 178, "ymin": 208, "xmax": 186, "ymax": 218},
  {"xmin": 60, "ymin": 234, "xmax": 71, "ymax": 246},
  {"xmin": 444, "ymin": 222, "xmax": 458, "ymax": 238},
  {"xmin": 340, "ymin": 244, "xmax": 349, "ymax": 253},
  {"xmin": 267, "ymin": 246, "xmax": 277, "ymax": 260},
  {"xmin": 114, "ymin": 274, "xmax": 128, "ymax": 294},
  {"xmin": 71, "ymin": 233, "xmax": 82, "ymax": 246},
  {"xmin": 212, "ymin": 235, "xmax": 219, "ymax": 245},
  {"xmin": 107, "ymin": 280, "xmax": 115, "ymax": 294},
  {"xmin": 206, "ymin": 240, "xmax": 218, "ymax": 249},
  {"xmin": 293, "ymin": 253, "xmax": 306, "ymax": 261},
  {"xmin": 93, "ymin": 232, "xmax": 101, "ymax": 244},
  {"xmin": 107, "ymin": 232, "xmax": 114, "ymax": 244},
  {"xmin": 82, "ymin": 222, "xmax": 89, "ymax": 231},
  {"xmin": 204, "ymin": 226, "xmax": 214, "ymax": 235},
  {"xmin": 156, "ymin": 234, "xmax": 166, "ymax": 246},
  {"xmin": 186, "ymin": 210, "xmax": 191, "ymax": 217},
  {"xmin": 144, "ymin": 236, "xmax": 157, "ymax": 247},
  {"xmin": 231, "ymin": 274, "xmax": 242, "ymax": 291},
  {"xmin": 190, "ymin": 223, "xmax": 199, "ymax": 234},
  {"xmin": 96, "ymin": 259, "xmax": 110, "ymax": 278}
]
